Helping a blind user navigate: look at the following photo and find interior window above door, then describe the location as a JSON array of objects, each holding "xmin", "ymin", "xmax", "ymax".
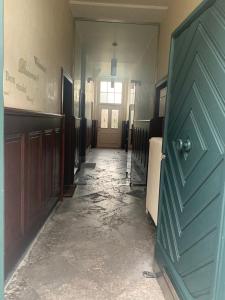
[{"xmin": 100, "ymin": 81, "xmax": 122, "ymax": 104}]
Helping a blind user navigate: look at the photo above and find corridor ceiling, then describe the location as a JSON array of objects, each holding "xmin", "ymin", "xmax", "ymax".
[
  {"xmin": 70, "ymin": 0, "xmax": 168, "ymax": 23},
  {"xmin": 76, "ymin": 21, "xmax": 158, "ymax": 80}
]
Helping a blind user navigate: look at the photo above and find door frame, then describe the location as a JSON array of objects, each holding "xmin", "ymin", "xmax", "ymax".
[
  {"xmin": 0, "ymin": 0, "xmax": 3, "ymax": 296},
  {"xmin": 96, "ymin": 80, "xmax": 126, "ymax": 148}
]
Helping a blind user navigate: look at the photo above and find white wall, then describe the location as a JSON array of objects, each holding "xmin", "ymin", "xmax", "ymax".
[
  {"xmin": 133, "ymin": 26, "xmax": 159, "ymax": 120},
  {"xmin": 4, "ymin": 0, "xmax": 74, "ymax": 113},
  {"xmin": 73, "ymin": 27, "xmax": 82, "ymax": 118},
  {"xmin": 157, "ymin": 0, "xmax": 203, "ymax": 81}
]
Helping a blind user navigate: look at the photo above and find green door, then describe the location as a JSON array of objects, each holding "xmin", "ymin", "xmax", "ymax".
[
  {"xmin": 156, "ymin": 0, "xmax": 225, "ymax": 299},
  {"xmin": 0, "ymin": 0, "xmax": 3, "ymax": 298}
]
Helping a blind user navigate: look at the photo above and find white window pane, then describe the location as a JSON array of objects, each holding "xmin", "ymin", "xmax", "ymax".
[
  {"xmin": 100, "ymin": 81, "xmax": 108, "ymax": 92},
  {"xmin": 100, "ymin": 92, "xmax": 108, "ymax": 103},
  {"xmin": 101, "ymin": 109, "xmax": 108, "ymax": 128},
  {"xmin": 108, "ymin": 93, "xmax": 115, "ymax": 104},
  {"xmin": 115, "ymin": 93, "xmax": 122, "ymax": 104},
  {"xmin": 108, "ymin": 84, "xmax": 115, "ymax": 93},
  {"xmin": 115, "ymin": 82, "xmax": 122, "ymax": 93},
  {"xmin": 130, "ymin": 86, "xmax": 135, "ymax": 104},
  {"xmin": 111, "ymin": 110, "xmax": 119, "ymax": 129}
]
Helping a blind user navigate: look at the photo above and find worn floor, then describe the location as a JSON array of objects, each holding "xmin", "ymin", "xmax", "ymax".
[{"xmin": 5, "ymin": 149, "xmax": 165, "ymax": 300}]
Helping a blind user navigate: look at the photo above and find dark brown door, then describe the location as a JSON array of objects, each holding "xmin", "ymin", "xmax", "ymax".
[{"xmin": 62, "ymin": 71, "xmax": 75, "ymax": 191}]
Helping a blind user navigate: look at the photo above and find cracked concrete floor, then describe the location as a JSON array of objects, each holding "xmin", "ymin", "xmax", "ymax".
[{"xmin": 5, "ymin": 149, "xmax": 165, "ymax": 300}]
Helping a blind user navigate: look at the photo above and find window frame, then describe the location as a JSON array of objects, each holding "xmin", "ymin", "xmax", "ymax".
[{"xmin": 99, "ymin": 81, "xmax": 123, "ymax": 105}]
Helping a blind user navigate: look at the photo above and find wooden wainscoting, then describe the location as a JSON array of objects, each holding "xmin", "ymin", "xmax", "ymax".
[
  {"xmin": 86, "ymin": 119, "xmax": 92, "ymax": 150},
  {"xmin": 75, "ymin": 117, "xmax": 81, "ymax": 172},
  {"xmin": 4, "ymin": 107, "xmax": 64, "ymax": 277},
  {"xmin": 91, "ymin": 120, "xmax": 98, "ymax": 148},
  {"xmin": 131, "ymin": 118, "xmax": 164, "ymax": 185},
  {"xmin": 80, "ymin": 118, "xmax": 92, "ymax": 162}
]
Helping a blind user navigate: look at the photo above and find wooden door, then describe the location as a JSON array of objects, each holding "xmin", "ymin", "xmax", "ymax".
[
  {"xmin": 156, "ymin": 1, "xmax": 225, "ymax": 299},
  {"xmin": 97, "ymin": 104, "xmax": 122, "ymax": 148},
  {"xmin": 97, "ymin": 81, "xmax": 124, "ymax": 148},
  {"xmin": 62, "ymin": 71, "xmax": 75, "ymax": 190}
]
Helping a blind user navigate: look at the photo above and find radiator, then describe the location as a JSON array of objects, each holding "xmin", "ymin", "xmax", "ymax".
[{"xmin": 146, "ymin": 137, "xmax": 163, "ymax": 225}]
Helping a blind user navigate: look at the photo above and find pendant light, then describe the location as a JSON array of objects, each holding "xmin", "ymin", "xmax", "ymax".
[{"xmin": 111, "ymin": 42, "xmax": 118, "ymax": 77}]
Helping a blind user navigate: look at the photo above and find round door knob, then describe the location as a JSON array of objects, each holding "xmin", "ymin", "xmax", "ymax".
[
  {"xmin": 183, "ymin": 139, "xmax": 192, "ymax": 152},
  {"xmin": 176, "ymin": 139, "xmax": 183, "ymax": 152}
]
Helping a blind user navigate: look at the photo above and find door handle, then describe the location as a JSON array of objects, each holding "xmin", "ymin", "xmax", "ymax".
[
  {"xmin": 183, "ymin": 139, "xmax": 192, "ymax": 152},
  {"xmin": 176, "ymin": 138, "xmax": 191, "ymax": 153}
]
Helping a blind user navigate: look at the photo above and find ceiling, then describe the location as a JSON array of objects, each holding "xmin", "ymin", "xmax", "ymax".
[
  {"xmin": 70, "ymin": 0, "xmax": 168, "ymax": 23},
  {"xmin": 76, "ymin": 21, "xmax": 158, "ymax": 79}
]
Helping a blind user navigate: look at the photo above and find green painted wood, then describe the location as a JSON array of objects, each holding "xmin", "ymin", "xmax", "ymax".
[
  {"xmin": 156, "ymin": 0, "xmax": 225, "ymax": 299},
  {"xmin": 0, "ymin": 0, "xmax": 3, "ymax": 298}
]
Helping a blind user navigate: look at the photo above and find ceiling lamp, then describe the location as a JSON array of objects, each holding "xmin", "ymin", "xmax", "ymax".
[{"xmin": 111, "ymin": 42, "xmax": 118, "ymax": 77}]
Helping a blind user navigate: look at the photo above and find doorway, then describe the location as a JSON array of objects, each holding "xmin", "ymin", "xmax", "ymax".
[
  {"xmin": 97, "ymin": 81, "xmax": 124, "ymax": 148},
  {"xmin": 61, "ymin": 70, "xmax": 76, "ymax": 196}
]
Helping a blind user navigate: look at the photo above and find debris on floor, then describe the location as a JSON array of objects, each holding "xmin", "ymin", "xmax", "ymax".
[{"xmin": 5, "ymin": 149, "xmax": 165, "ymax": 300}]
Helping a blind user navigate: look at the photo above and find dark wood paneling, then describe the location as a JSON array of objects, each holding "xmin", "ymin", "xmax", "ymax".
[
  {"xmin": 91, "ymin": 120, "xmax": 98, "ymax": 148},
  {"xmin": 80, "ymin": 117, "xmax": 92, "ymax": 163},
  {"xmin": 75, "ymin": 118, "xmax": 81, "ymax": 170},
  {"xmin": 64, "ymin": 116, "xmax": 75, "ymax": 186},
  {"xmin": 131, "ymin": 117, "xmax": 164, "ymax": 185},
  {"xmin": 121, "ymin": 121, "xmax": 129, "ymax": 151},
  {"xmin": 4, "ymin": 107, "xmax": 63, "ymax": 277},
  {"xmin": 5, "ymin": 134, "xmax": 25, "ymax": 275},
  {"xmin": 26, "ymin": 132, "xmax": 43, "ymax": 231},
  {"xmin": 86, "ymin": 119, "xmax": 92, "ymax": 149}
]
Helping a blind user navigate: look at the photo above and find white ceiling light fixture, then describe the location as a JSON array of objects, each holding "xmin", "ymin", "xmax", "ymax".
[{"xmin": 111, "ymin": 42, "xmax": 118, "ymax": 77}]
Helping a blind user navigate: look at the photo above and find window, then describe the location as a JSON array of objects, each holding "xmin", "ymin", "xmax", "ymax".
[
  {"xmin": 101, "ymin": 109, "xmax": 108, "ymax": 128},
  {"xmin": 100, "ymin": 81, "xmax": 122, "ymax": 104},
  {"xmin": 111, "ymin": 110, "xmax": 119, "ymax": 129}
]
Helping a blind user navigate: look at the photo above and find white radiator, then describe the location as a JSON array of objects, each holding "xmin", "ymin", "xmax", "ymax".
[{"xmin": 146, "ymin": 137, "xmax": 163, "ymax": 225}]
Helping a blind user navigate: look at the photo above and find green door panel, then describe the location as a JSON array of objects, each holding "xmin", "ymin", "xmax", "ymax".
[
  {"xmin": 156, "ymin": 0, "xmax": 225, "ymax": 299},
  {"xmin": 0, "ymin": 0, "xmax": 3, "ymax": 298}
]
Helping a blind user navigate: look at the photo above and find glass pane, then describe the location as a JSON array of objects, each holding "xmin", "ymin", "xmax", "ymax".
[
  {"xmin": 101, "ymin": 109, "xmax": 108, "ymax": 128},
  {"xmin": 130, "ymin": 86, "xmax": 135, "ymax": 104},
  {"xmin": 100, "ymin": 92, "xmax": 108, "ymax": 103},
  {"xmin": 100, "ymin": 81, "xmax": 108, "ymax": 92},
  {"xmin": 108, "ymin": 83, "xmax": 115, "ymax": 93},
  {"xmin": 115, "ymin": 93, "xmax": 122, "ymax": 104},
  {"xmin": 115, "ymin": 82, "xmax": 122, "ymax": 93},
  {"xmin": 111, "ymin": 110, "xmax": 119, "ymax": 129},
  {"xmin": 108, "ymin": 93, "xmax": 115, "ymax": 104}
]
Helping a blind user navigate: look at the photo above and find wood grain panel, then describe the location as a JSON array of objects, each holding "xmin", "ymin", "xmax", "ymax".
[
  {"xmin": 131, "ymin": 118, "xmax": 164, "ymax": 185},
  {"xmin": 53, "ymin": 129, "xmax": 62, "ymax": 198},
  {"xmin": 44, "ymin": 130, "xmax": 54, "ymax": 210},
  {"xmin": 26, "ymin": 132, "xmax": 43, "ymax": 231},
  {"xmin": 5, "ymin": 134, "xmax": 25, "ymax": 275},
  {"xmin": 4, "ymin": 107, "xmax": 64, "ymax": 278}
]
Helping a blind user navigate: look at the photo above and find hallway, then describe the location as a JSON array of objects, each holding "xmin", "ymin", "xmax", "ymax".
[{"xmin": 5, "ymin": 149, "xmax": 165, "ymax": 300}]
